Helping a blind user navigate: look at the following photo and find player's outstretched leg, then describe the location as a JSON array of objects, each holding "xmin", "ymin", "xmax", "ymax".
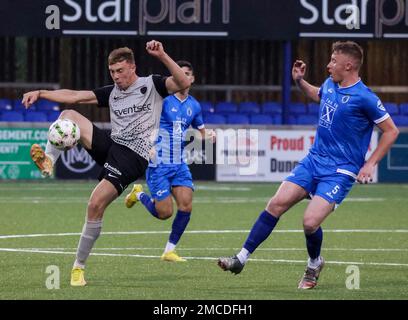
[
  {"xmin": 218, "ymin": 210, "xmax": 279, "ymax": 274},
  {"xmin": 124, "ymin": 184, "xmax": 159, "ymax": 218},
  {"xmin": 30, "ymin": 144, "xmax": 54, "ymax": 177},
  {"xmin": 298, "ymin": 256, "xmax": 325, "ymax": 289},
  {"xmin": 124, "ymin": 184, "xmax": 144, "ymax": 208}
]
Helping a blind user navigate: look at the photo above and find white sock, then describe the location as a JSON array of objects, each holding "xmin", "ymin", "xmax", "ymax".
[
  {"xmin": 236, "ymin": 248, "xmax": 251, "ymax": 265},
  {"xmin": 73, "ymin": 260, "xmax": 85, "ymax": 269},
  {"xmin": 164, "ymin": 241, "xmax": 176, "ymax": 254},
  {"xmin": 307, "ymin": 256, "xmax": 322, "ymax": 269},
  {"xmin": 45, "ymin": 141, "xmax": 62, "ymax": 165}
]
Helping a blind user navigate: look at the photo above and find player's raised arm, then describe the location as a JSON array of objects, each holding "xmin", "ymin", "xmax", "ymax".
[
  {"xmin": 292, "ymin": 60, "xmax": 320, "ymax": 103},
  {"xmin": 22, "ymin": 89, "xmax": 98, "ymax": 109},
  {"xmin": 146, "ymin": 40, "xmax": 190, "ymax": 94}
]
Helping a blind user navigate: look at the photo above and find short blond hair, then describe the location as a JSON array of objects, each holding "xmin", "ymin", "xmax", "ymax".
[
  {"xmin": 108, "ymin": 47, "xmax": 135, "ymax": 65},
  {"xmin": 332, "ymin": 41, "xmax": 363, "ymax": 69}
]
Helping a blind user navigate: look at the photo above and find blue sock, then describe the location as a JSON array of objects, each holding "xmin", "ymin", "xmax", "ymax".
[
  {"xmin": 169, "ymin": 210, "xmax": 191, "ymax": 245},
  {"xmin": 305, "ymin": 227, "xmax": 323, "ymax": 259},
  {"xmin": 243, "ymin": 210, "xmax": 279, "ymax": 253},
  {"xmin": 139, "ymin": 193, "xmax": 159, "ymax": 218}
]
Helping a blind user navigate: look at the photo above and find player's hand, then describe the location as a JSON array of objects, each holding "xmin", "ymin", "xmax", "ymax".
[
  {"xmin": 292, "ymin": 60, "xmax": 306, "ymax": 82},
  {"xmin": 146, "ymin": 40, "xmax": 165, "ymax": 59},
  {"xmin": 205, "ymin": 129, "xmax": 216, "ymax": 143},
  {"xmin": 357, "ymin": 162, "xmax": 375, "ymax": 184},
  {"xmin": 22, "ymin": 90, "xmax": 40, "ymax": 109}
]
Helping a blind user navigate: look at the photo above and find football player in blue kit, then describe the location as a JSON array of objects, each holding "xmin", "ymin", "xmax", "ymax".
[
  {"xmin": 218, "ymin": 41, "xmax": 399, "ymax": 289},
  {"xmin": 125, "ymin": 61, "xmax": 216, "ymax": 262}
]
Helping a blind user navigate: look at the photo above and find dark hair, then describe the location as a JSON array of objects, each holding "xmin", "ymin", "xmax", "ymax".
[
  {"xmin": 332, "ymin": 41, "xmax": 363, "ymax": 69},
  {"xmin": 108, "ymin": 47, "xmax": 135, "ymax": 65},
  {"xmin": 176, "ymin": 60, "xmax": 193, "ymax": 73}
]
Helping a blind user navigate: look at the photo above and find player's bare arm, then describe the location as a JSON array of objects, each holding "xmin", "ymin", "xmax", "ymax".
[
  {"xmin": 22, "ymin": 89, "xmax": 98, "ymax": 108},
  {"xmin": 292, "ymin": 60, "xmax": 320, "ymax": 103},
  {"xmin": 199, "ymin": 128, "xmax": 216, "ymax": 143},
  {"xmin": 357, "ymin": 117, "xmax": 399, "ymax": 184},
  {"xmin": 146, "ymin": 40, "xmax": 190, "ymax": 94}
]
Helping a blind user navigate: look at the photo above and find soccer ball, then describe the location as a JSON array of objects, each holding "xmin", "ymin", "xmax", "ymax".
[{"xmin": 48, "ymin": 119, "xmax": 80, "ymax": 150}]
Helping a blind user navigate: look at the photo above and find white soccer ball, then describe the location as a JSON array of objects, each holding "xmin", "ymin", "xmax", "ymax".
[{"xmin": 48, "ymin": 119, "xmax": 80, "ymax": 150}]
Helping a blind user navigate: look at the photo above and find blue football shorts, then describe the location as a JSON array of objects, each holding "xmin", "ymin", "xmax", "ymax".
[
  {"xmin": 146, "ymin": 163, "xmax": 194, "ymax": 201},
  {"xmin": 285, "ymin": 153, "xmax": 356, "ymax": 205}
]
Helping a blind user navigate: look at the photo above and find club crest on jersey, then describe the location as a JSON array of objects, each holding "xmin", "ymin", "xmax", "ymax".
[
  {"xmin": 341, "ymin": 96, "xmax": 350, "ymax": 103},
  {"xmin": 377, "ymin": 100, "xmax": 386, "ymax": 111},
  {"xmin": 319, "ymin": 102, "xmax": 337, "ymax": 128},
  {"xmin": 187, "ymin": 107, "xmax": 192, "ymax": 117}
]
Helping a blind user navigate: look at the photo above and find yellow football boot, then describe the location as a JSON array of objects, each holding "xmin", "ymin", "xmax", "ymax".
[
  {"xmin": 124, "ymin": 184, "xmax": 143, "ymax": 208},
  {"xmin": 70, "ymin": 267, "xmax": 87, "ymax": 287},
  {"xmin": 30, "ymin": 144, "xmax": 53, "ymax": 177},
  {"xmin": 160, "ymin": 250, "xmax": 186, "ymax": 262}
]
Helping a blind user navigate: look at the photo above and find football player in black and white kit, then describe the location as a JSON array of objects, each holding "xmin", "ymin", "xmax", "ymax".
[{"xmin": 22, "ymin": 40, "xmax": 190, "ymax": 286}]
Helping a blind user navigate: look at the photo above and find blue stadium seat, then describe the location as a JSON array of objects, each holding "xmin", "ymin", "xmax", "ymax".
[
  {"xmin": 227, "ymin": 114, "xmax": 249, "ymax": 125},
  {"xmin": 288, "ymin": 103, "xmax": 307, "ymax": 115},
  {"xmin": 287, "ymin": 115, "xmax": 297, "ymax": 125},
  {"xmin": 36, "ymin": 99, "xmax": 60, "ymax": 111},
  {"xmin": 399, "ymin": 103, "xmax": 408, "ymax": 115},
  {"xmin": 272, "ymin": 114, "xmax": 282, "ymax": 125},
  {"xmin": 250, "ymin": 114, "xmax": 273, "ymax": 125},
  {"xmin": 13, "ymin": 99, "xmax": 35, "ymax": 111},
  {"xmin": 262, "ymin": 102, "xmax": 282, "ymax": 114},
  {"xmin": 25, "ymin": 111, "xmax": 48, "ymax": 122},
  {"xmin": 308, "ymin": 103, "xmax": 320, "ymax": 115},
  {"xmin": 239, "ymin": 102, "xmax": 261, "ymax": 114},
  {"xmin": 383, "ymin": 103, "xmax": 399, "ymax": 115},
  {"xmin": 215, "ymin": 102, "xmax": 238, "ymax": 114},
  {"xmin": 393, "ymin": 115, "xmax": 408, "ymax": 127},
  {"xmin": 0, "ymin": 99, "xmax": 12, "ymax": 111},
  {"xmin": 297, "ymin": 115, "xmax": 318, "ymax": 125},
  {"xmin": 0, "ymin": 111, "xmax": 24, "ymax": 122},
  {"xmin": 47, "ymin": 111, "xmax": 60, "ymax": 122},
  {"xmin": 200, "ymin": 102, "xmax": 215, "ymax": 114},
  {"xmin": 204, "ymin": 114, "xmax": 226, "ymax": 124}
]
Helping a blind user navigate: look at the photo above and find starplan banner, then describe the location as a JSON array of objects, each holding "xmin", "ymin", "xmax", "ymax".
[
  {"xmin": 1, "ymin": 0, "xmax": 407, "ymax": 39},
  {"xmin": 0, "ymin": 0, "xmax": 298, "ymax": 39},
  {"xmin": 216, "ymin": 129, "xmax": 379, "ymax": 182}
]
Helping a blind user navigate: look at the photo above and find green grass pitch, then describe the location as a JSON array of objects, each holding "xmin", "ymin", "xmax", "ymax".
[{"xmin": 0, "ymin": 181, "xmax": 407, "ymax": 300}]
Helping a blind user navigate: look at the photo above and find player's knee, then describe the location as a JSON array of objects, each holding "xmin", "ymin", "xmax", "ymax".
[
  {"xmin": 266, "ymin": 196, "xmax": 287, "ymax": 217},
  {"xmin": 87, "ymin": 198, "xmax": 105, "ymax": 216},
  {"xmin": 303, "ymin": 218, "xmax": 320, "ymax": 234},
  {"xmin": 157, "ymin": 207, "xmax": 173, "ymax": 220},
  {"xmin": 178, "ymin": 203, "xmax": 192, "ymax": 213},
  {"xmin": 59, "ymin": 109, "xmax": 78, "ymax": 121}
]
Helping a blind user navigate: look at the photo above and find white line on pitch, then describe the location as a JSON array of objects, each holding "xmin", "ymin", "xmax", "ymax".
[
  {"xmin": 0, "ymin": 248, "xmax": 407, "ymax": 268},
  {"xmin": 1, "ymin": 229, "xmax": 408, "ymax": 240},
  {"xmin": 5, "ymin": 247, "xmax": 408, "ymax": 252}
]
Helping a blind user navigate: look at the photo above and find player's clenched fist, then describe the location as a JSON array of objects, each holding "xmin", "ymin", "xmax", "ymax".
[
  {"xmin": 146, "ymin": 40, "xmax": 165, "ymax": 58},
  {"xmin": 292, "ymin": 60, "xmax": 306, "ymax": 82}
]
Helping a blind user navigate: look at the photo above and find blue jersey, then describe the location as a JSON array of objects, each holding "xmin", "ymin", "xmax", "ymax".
[
  {"xmin": 150, "ymin": 94, "xmax": 204, "ymax": 166},
  {"xmin": 311, "ymin": 77, "xmax": 389, "ymax": 174}
]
